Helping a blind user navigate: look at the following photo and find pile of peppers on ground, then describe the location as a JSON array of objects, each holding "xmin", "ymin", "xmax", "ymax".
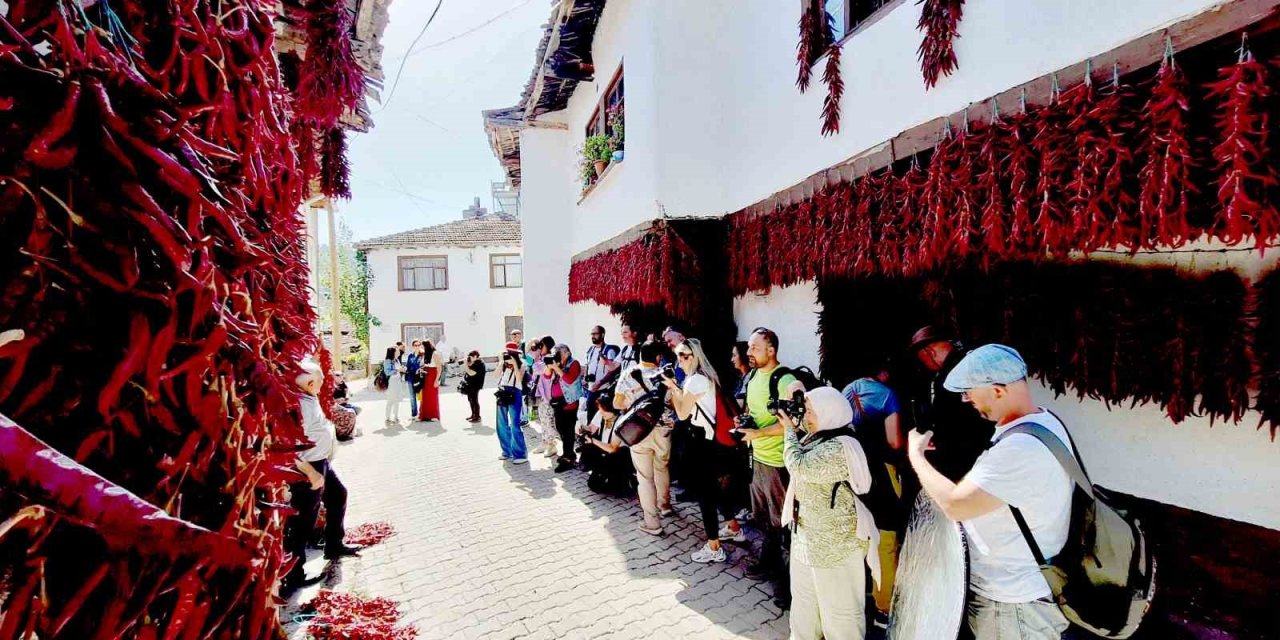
[{"xmin": 0, "ymin": 0, "xmax": 362, "ymax": 637}]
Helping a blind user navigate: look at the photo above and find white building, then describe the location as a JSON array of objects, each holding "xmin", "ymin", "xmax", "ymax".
[
  {"xmin": 486, "ymin": 1, "xmax": 1280, "ymax": 634},
  {"xmin": 356, "ymin": 206, "xmax": 522, "ymax": 361}
]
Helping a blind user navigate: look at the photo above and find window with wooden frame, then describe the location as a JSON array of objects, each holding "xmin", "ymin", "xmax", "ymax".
[
  {"xmin": 584, "ymin": 65, "xmax": 624, "ymax": 143},
  {"xmin": 490, "ymin": 253, "xmax": 522, "ymax": 289},
  {"xmin": 402, "ymin": 323, "xmax": 444, "ymax": 346},
  {"xmin": 824, "ymin": 0, "xmax": 901, "ymax": 43},
  {"xmin": 398, "ymin": 255, "xmax": 448, "ymax": 291}
]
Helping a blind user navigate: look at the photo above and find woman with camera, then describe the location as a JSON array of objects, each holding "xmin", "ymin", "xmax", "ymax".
[
  {"xmin": 779, "ymin": 386, "xmax": 881, "ymax": 640},
  {"xmin": 416, "ymin": 339, "xmax": 444, "ymax": 423},
  {"xmin": 461, "ymin": 350, "xmax": 487, "ymax": 423},
  {"xmin": 544, "ymin": 343, "xmax": 584, "ymax": 473},
  {"xmin": 662, "ymin": 338, "xmax": 743, "ymax": 563},
  {"xmin": 495, "ymin": 343, "xmax": 528, "ymax": 463}
]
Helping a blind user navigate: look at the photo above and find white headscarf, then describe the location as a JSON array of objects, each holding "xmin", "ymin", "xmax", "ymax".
[{"xmin": 782, "ymin": 386, "xmax": 882, "ymax": 585}]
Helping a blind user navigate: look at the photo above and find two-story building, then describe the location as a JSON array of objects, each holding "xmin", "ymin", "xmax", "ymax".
[
  {"xmin": 486, "ymin": 1, "xmax": 1280, "ymax": 636},
  {"xmin": 356, "ymin": 202, "xmax": 522, "ymax": 361}
]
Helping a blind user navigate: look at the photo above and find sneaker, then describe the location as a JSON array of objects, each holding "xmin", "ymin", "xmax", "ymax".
[
  {"xmin": 512, "ymin": 458, "xmax": 528, "ymax": 465},
  {"xmin": 691, "ymin": 543, "xmax": 727, "ymax": 563},
  {"xmin": 872, "ymin": 611, "xmax": 890, "ymax": 630},
  {"xmin": 554, "ymin": 458, "xmax": 575, "ymax": 473},
  {"xmin": 718, "ymin": 524, "xmax": 746, "ymax": 542},
  {"xmin": 735, "ymin": 508, "xmax": 752, "ymax": 523},
  {"xmin": 544, "ymin": 445, "xmax": 560, "ymax": 459},
  {"xmin": 530, "ymin": 442, "xmax": 545, "ymax": 455},
  {"xmin": 499, "ymin": 454, "xmax": 511, "ymax": 461}
]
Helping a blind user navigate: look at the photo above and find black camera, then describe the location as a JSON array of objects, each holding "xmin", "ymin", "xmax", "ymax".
[
  {"xmin": 543, "ymin": 355, "xmax": 556, "ymax": 366},
  {"xmin": 585, "ymin": 374, "xmax": 597, "ymax": 384},
  {"xmin": 767, "ymin": 390, "xmax": 807, "ymax": 424},
  {"xmin": 660, "ymin": 364, "xmax": 677, "ymax": 380},
  {"xmin": 733, "ymin": 413, "xmax": 758, "ymax": 430}
]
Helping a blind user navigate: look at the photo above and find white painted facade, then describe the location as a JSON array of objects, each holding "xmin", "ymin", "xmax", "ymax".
[
  {"xmin": 365, "ymin": 244, "xmax": 523, "ymax": 361},
  {"xmin": 505, "ymin": 0, "xmax": 1280, "ymax": 529}
]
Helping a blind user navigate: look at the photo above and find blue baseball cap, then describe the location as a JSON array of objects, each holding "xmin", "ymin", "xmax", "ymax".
[{"xmin": 943, "ymin": 344, "xmax": 1028, "ymax": 392}]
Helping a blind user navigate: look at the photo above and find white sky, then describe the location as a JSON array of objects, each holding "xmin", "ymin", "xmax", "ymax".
[{"xmin": 340, "ymin": 0, "xmax": 548, "ymax": 241}]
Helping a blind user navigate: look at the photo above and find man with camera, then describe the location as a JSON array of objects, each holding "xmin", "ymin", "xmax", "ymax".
[
  {"xmin": 613, "ymin": 341, "xmax": 678, "ymax": 535},
  {"xmin": 582, "ymin": 326, "xmax": 616, "ymax": 421},
  {"xmin": 737, "ymin": 327, "xmax": 800, "ymax": 608}
]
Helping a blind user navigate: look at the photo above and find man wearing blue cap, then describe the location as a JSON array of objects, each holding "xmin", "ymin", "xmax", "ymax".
[{"xmin": 906, "ymin": 344, "xmax": 1073, "ymax": 639}]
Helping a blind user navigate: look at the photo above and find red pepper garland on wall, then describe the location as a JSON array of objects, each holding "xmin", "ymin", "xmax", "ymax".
[
  {"xmin": 727, "ymin": 41, "xmax": 1280, "ymax": 295},
  {"xmin": 568, "ymin": 222, "xmax": 704, "ymax": 322}
]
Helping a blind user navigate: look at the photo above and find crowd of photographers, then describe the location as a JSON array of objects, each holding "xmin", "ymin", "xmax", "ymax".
[{"xmin": 491, "ymin": 318, "xmax": 1098, "ymax": 640}]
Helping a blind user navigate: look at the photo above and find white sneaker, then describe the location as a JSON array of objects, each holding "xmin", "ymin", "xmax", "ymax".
[
  {"xmin": 691, "ymin": 543, "xmax": 727, "ymax": 563},
  {"xmin": 499, "ymin": 454, "xmax": 511, "ymax": 461},
  {"xmin": 512, "ymin": 458, "xmax": 528, "ymax": 465},
  {"xmin": 531, "ymin": 443, "xmax": 546, "ymax": 455},
  {"xmin": 735, "ymin": 508, "xmax": 752, "ymax": 523},
  {"xmin": 718, "ymin": 524, "xmax": 746, "ymax": 542}
]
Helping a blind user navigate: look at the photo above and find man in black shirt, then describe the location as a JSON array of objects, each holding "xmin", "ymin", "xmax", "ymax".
[
  {"xmin": 462, "ymin": 350, "xmax": 487, "ymax": 423},
  {"xmin": 907, "ymin": 326, "xmax": 995, "ymax": 482}
]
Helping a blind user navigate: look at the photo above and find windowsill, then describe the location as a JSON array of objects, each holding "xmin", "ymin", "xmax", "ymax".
[
  {"xmin": 577, "ymin": 158, "xmax": 624, "ymax": 204},
  {"xmin": 829, "ymin": 0, "xmax": 905, "ymax": 52}
]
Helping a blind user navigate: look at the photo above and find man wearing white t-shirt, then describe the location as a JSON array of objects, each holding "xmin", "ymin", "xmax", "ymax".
[{"xmin": 906, "ymin": 344, "xmax": 1072, "ymax": 639}]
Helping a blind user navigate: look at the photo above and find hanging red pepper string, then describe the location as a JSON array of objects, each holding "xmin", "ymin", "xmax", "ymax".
[
  {"xmin": 295, "ymin": 2, "xmax": 364, "ymax": 128},
  {"xmin": 820, "ymin": 44, "xmax": 844, "ymax": 136},
  {"xmin": 917, "ymin": 0, "xmax": 965, "ymax": 89},
  {"xmin": 975, "ymin": 102, "xmax": 1009, "ymax": 269},
  {"xmin": 1033, "ymin": 78, "xmax": 1078, "ymax": 257},
  {"xmin": 795, "ymin": 1, "xmax": 823, "ymax": 93},
  {"xmin": 1207, "ymin": 37, "xmax": 1280, "ymax": 251},
  {"xmin": 1137, "ymin": 43, "xmax": 1197, "ymax": 251}
]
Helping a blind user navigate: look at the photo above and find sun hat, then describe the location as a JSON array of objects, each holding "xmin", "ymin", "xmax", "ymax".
[{"xmin": 907, "ymin": 325, "xmax": 953, "ymax": 353}]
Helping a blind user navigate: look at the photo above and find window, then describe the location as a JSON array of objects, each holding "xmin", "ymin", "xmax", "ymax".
[
  {"xmin": 585, "ymin": 65, "xmax": 624, "ymax": 141},
  {"xmin": 402, "ymin": 323, "xmax": 444, "ymax": 346},
  {"xmin": 490, "ymin": 253, "xmax": 522, "ymax": 288},
  {"xmin": 825, "ymin": 0, "xmax": 900, "ymax": 42},
  {"xmin": 398, "ymin": 255, "xmax": 448, "ymax": 291}
]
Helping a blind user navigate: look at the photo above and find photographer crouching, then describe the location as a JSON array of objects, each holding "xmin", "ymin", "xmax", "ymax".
[{"xmin": 544, "ymin": 344, "xmax": 584, "ymax": 473}]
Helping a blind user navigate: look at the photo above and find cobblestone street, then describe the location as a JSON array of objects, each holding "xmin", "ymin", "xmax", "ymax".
[{"xmin": 285, "ymin": 380, "xmax": 790, "ymax": 640}]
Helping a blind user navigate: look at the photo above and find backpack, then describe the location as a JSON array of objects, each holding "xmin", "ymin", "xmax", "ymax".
[
  {"xmin": 742, "ymin": 365, "xmax": 825, "ymax": 405},
  {"xmin": 372, "ymin": 366, "xmax": 389, "ymax": 391},
  {"xmin": 804, "ymin": 426, "xmax": 901, "ymax": 532},
  {"xmin": 995, "ymin": 423, "xmax": 1155, "ymax": 639}
]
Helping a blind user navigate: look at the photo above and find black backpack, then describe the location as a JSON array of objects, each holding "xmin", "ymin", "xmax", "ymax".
[{"xmin": 743, "ymin": 365, "xmax": 825, "ymax": 403}]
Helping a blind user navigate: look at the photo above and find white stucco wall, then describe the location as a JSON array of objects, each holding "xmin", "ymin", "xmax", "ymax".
[
  {"xmin": 733, "ymin": 284, "xmax": 823, "ymax": 372},
  {"xmin": 366, "ymin": 244, "xmax": 523, "ymax": 360},
  {"xmin": 510, "ymin": 0, "xmax": 1280, "ymax": 528}
]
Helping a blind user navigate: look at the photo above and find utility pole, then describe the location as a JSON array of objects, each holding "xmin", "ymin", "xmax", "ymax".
[{"xmin": 326, "ymin": 198, "xmax": 341, "ymax": 369}]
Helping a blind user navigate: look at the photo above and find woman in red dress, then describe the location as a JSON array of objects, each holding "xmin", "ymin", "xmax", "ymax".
[{"xmin": 417, "ymin": 340, "xmax": 443, "ymax": 422}]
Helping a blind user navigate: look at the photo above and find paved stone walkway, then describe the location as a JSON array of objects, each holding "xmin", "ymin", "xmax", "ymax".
[{"xmin": 285, "ymin": 379, "xmax": 789, "ymax": 640}]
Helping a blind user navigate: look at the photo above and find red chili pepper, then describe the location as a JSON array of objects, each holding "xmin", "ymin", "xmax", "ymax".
[
  {"xmin": 24, "ymin": 80, "xmax": 81, "ymax": 170},
  {"xmin": 97, "ymin": 313, "xmax": 152, "ymax": 420}
]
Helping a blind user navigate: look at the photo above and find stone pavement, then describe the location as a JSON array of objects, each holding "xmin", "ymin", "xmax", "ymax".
[{"xmin": 284, "ymin": 379, "xmax": 790, "ymax": 640}]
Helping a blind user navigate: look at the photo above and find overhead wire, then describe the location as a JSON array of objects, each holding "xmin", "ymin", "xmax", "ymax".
[
  {"xmin": 377, "ymin": 0, "xmax": 445, "ymax": 112},
  {"xmin": 407, "ymin": 0, "xmax": 534, "ymax": 56}
]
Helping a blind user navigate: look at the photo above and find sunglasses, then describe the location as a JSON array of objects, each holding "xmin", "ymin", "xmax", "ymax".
[{"xmin": 677, "ymin": 352, "xmax": 694, "ymax": 360}]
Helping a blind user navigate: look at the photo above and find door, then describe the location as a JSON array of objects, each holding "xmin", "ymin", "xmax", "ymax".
[{"xmin": 504, "ymin": 316, "xmax": 523, "ymax": 342}]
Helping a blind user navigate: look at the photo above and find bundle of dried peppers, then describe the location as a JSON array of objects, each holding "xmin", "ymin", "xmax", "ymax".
[{"xmin": 0, "ymin": 0, "xmax": 362, "ymax": 636}]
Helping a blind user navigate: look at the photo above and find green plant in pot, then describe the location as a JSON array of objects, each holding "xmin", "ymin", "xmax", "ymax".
[
  {"xmin": 607, "ymin": 107, "xmax": 624, "ymax": 161},
  {"xmin": 584, "ymin": 134, "xmax": 611, "ymax": 176}
]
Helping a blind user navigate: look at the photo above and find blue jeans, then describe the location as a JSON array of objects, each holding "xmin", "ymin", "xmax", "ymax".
[
  {"xmin": 409, "ymin": 383, "xmax": 419, "ymax": 417},
  {"xmin": 497, "ymin": 390, "xmax": 527, "ymax": 460}
]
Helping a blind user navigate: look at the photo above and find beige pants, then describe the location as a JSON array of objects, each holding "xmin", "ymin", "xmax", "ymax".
[
  {"xmin": 789, "ymin": 550, "xmax": 867, "ymax": 640},
  {"xmin": 967, "ymin": 593, "xmax": 1068, "ymax": 640},
  {"xmin": 629, "ymin": 427, "xmax": 672, "ymax": 529}
]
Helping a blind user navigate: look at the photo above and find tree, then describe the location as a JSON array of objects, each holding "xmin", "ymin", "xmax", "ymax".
[{"xmin": 318, "ymin": 222, "xmax": 379, "ymax": 369}]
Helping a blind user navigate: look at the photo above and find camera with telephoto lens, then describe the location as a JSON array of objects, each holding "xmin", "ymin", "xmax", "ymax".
[
  {"xmin": 660, "ymin": 364, "xmax": 677, "ymax": 380},
  {"xmin": 768, "ymin": 390, "xmax": 807, "ymax": 424}
]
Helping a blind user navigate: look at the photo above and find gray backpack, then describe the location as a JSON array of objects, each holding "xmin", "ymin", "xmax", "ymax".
[{"xmin": 996, "ymin": 423, "xmax": 1156, "ymax": 639}]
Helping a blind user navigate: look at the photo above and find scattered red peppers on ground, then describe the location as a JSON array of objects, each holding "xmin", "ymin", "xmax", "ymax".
[
  {"xmin": 302, "ymin": 590, "xmax": 418, "ymax": 640},
  {"xmin": 344, "ymin": 522, "xmax": 396, "ymax": 547}
]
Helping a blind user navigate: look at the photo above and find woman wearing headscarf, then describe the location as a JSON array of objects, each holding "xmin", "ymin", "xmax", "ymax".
[{"xmin": 780, "ymin": 386, "xmax": 881, "ymax": 640}]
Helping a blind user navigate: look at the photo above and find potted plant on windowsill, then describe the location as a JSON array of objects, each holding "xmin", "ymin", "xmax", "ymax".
[
  {"xmin": 607, "ymin": 107, "xmax": 624, "ymax": 162},
  {"xmin": 584, "ymin": 134, "xmax": 611, "ymax": 177}
]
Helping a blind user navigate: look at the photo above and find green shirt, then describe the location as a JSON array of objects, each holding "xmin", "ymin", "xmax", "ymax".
[{"xmin": 746, "ymin": 366, "xmax": 796, "ymax": 467}]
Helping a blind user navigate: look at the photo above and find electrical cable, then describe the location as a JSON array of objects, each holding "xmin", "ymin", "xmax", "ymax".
[
  {"xmin": 407, "ymin": 0, "xmax": 533, "ymax": 56},
  {"xmin": 378, "ymin": 0, "xmax": 445, "ymax": 112}
]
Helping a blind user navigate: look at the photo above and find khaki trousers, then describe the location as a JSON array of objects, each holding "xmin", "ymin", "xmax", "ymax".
[
  {"xmin": 789, "ymin": 549, "xmax": 867, "ymax": 640},
  {"xmin": 629, "ymin": 427, "xmax": 672, "ymax": 529},
  {"xmin": 967, "ymin": 593, "xmax": 1068, "ymax": 640}
]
